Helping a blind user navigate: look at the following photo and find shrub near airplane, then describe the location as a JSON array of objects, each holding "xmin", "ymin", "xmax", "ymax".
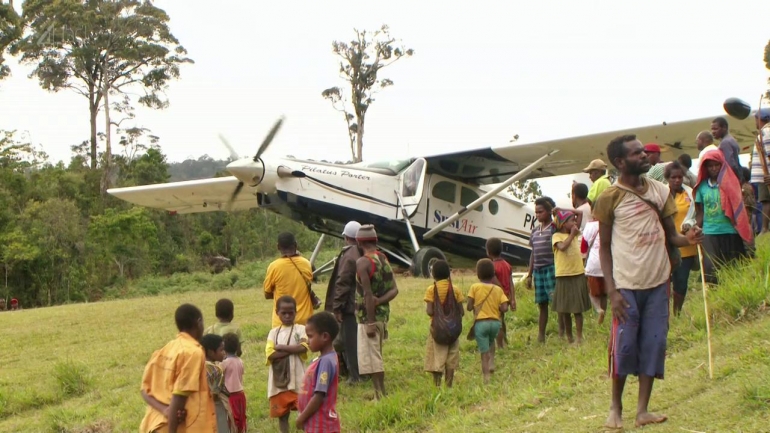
[{"xmin": 108, "ymin": 110, "xmax": 758, "ymax": 277}]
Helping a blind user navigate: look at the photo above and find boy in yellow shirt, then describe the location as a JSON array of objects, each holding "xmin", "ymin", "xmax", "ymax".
[
  {"xmin": 423, "ymin": 260, "xmax": 464, "ymax": 387},
  {"xmin": 467, "ymin": 259, "xmax": 509, "ymax": 384},
  {"xmin": 140, "ymin": 303, "xmax": 216, "ymax": 433}
]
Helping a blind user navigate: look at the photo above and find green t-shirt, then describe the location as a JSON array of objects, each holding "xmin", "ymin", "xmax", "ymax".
[
  {"xmin": 204, "ymin": 321, "xmax": 242, "ymax": 339},
  {"xmin": 696, "ymin": 181, "xmax": 737, "ymax": 235}
]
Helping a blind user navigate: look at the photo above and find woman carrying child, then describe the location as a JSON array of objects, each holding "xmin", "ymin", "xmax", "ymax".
[
  {"xmin": 424, "ymin": 259, "xmax": 464, "ymax": 387},
  {"xmin": 551, "ymin": 210, "xmax": 592, "ymax": 344},
  {"xmin": 201, "ymin": 334, "xmax": 238, "ymax": 433},
  {"xmin": 665, "ymin": 161, "xmax": 698, "ymax": 315}
]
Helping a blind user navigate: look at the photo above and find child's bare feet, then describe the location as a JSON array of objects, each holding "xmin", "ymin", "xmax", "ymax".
[
  {"xmin": 604, "ymin": 408, "xmax": 623, "ymax": 429},
  {"xmin": 635, "ymin": 411, "xmax": 667, "ymax": 427},
  {"xmin": 597, "ymin": 310, "xmax": 605, "ymax": 325}
]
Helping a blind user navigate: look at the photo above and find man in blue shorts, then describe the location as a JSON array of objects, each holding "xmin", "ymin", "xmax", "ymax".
[{"xmin": 594, "ymin": 134, "xmax": 703, "ymax": 430}]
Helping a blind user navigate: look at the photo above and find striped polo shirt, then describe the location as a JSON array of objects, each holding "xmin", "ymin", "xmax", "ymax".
[{"xmin": 529, "ymin": 222, "xmax": 555, "ymax": 269}]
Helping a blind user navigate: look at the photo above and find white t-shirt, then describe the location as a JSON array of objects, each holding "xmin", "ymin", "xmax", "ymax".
[
  {"xmin": 577, "ymin": 201, "xmax": 592, "ymax": 231},
  {"xmin": 582, "ymin": 221, "xmax": 602, "ymax": 277},
  {"xmin": 266, "ymin": 324, "xmax": 308, "ymax": 398}
]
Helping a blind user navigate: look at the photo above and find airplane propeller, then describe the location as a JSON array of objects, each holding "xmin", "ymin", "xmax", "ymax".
[
  {"xmin": 218, "ymin": 134, "xmax": 240, "ymax": 161},
  {"xmin": 225, "ymin": 116, "xmax": 285, "ymax": 211}
]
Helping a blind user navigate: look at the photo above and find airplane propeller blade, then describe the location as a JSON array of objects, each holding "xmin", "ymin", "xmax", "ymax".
[
  {"xmin": 218, "ymin": 134, "xmax": 240, "ymax": 161},
  {"xmin": 226, "ymin": 181, "xmax": 245, "ymax": 212},
  {"xmin": 253, "ymin": 117, "xmax": 285, "ymax": 162}
]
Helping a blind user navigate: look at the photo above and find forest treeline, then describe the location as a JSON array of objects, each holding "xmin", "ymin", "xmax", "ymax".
[{"xmin": 0, "ymin": 130, "xmax": 323, "ymax": 307}]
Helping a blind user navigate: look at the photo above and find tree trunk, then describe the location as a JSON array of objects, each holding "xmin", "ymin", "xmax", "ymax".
[
  {"xmin": 89, "ymin": 99, "xmax": 99, "ymax": 170},
  {"xmin": 355, "ymin": 117, "xmax": 365, "ymax": 162},
  {"xmin": 102, "ymin": 83, "xmax": 112, "ymax": 193}
]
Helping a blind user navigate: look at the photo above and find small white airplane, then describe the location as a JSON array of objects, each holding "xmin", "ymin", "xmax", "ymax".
[{"xmin": 107, "ymin": 112, "xmax": 758, "ymax": 277}]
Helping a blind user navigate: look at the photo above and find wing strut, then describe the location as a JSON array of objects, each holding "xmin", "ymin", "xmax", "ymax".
[
  {"xmin": 423, "ymin": 149, "xmax": 559, "ymax": 240},
  {"xmin": 395, "ymin": 190, "xmax": 422, "ymax": 253}
]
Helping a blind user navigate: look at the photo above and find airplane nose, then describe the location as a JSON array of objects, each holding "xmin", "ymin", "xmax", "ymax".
[{"xmin": 226, "ymin": 158, "xmax": 262, "ymax": 185}]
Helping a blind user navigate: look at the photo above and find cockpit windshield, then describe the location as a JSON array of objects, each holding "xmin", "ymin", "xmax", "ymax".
[{"xmin": 351, "ymin": 158, "xmax": 414, "ymax": 174}]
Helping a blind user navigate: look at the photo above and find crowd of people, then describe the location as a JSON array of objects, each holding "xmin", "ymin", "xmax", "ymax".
[{"xmin": 138, "ymin": 113, "xmax": 766, "ymax": 432}]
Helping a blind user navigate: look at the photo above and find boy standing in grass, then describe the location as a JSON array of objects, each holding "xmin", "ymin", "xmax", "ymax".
[
  {"xmin": 467, "ymin": 259, "xmax": 509, "ymax": 384},
  {"xmin": 355, "ymin": 224, "xmax": 399, "ymax": 400},
  {"xmin": 205, "ymin": 299, "xmax": 243, "ymax": 356},
  {"xmin": 140, "ymin": 303, "xmax": 216, "ymax": 433},
  {"xmin": 221, "ymin": 333, "xmax": 246, "ymax": 433},
  {"xmin": 296, "ymin": 312, "xmax": 342, "ymax": 432},
  {"xmin": 486, "ymin": 238, "xmax": 514, "ymax": 349},
  {"xmin": 423, "ymin": 260, "xmax": 464, "ymax": 387},
  {"xmin": 267, "ymin": 296, "xmax": 310, "ymax": 433}
]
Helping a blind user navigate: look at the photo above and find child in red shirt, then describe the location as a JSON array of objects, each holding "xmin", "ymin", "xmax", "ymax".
[
  {"xmin": 296, "ymin": 312, "xmax": 341, "ymax": 433},
  {"xmin": 487, "ymin": 238, "xmax": 515, "ymax": 349}
]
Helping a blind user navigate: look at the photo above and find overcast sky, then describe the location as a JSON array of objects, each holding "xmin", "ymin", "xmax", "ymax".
[{"xmin": 1, "ymin": 0, "xmax": 768, "ymax": 202}]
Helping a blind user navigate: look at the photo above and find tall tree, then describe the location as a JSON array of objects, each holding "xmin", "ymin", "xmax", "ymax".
[
  {"xmin": 322, "ymin": 25, "xmax": 413, "ymax": 162},
  {"xmin": 11, "ymin": 0, "xmax": 193, "ymax": 180},
  {"xmin": 508, "ymin": 179, "xmax": 543, "ymax": 203},
  {"xmin": 0, "ymin": 0, "xmax": 21, "ymax": 80}
]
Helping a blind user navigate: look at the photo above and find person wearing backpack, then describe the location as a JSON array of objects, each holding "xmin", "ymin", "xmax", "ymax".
[{"xmin": 423, "ymin": 260, "xmax": 464, "ymax": 388}]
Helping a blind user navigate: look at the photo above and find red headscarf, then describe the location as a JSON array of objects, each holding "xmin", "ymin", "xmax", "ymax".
[{"xmin": 695, "ymin": 150, "xmax": 753, "ymax": 242}]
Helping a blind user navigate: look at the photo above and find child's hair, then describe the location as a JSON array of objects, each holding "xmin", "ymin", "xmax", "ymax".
[
  {"xmin": 430, "ymin": 260, "xmax": 451, "ymax": 281},
  {"xmin": 175, "ymin": 303, "xmax": 203, "ymax": 332},
  {"xmin": 534, "ymin": 196, "xmax": 556, "ymax": 212},
  {"xmin": 200, "ymin": 333, "xmax": 223, "ymax": 354},
  {"xmin": 664, "ymin": 160, "xmax": 684, "ymax": 179},
  {"xmin": 572, "ymin": 183, "xmax": 589, "ymax": 200},
  {"xmin": 307, "ymin": 312, "xmax": 340, "ymax": 341},
  {"xmin": 278, "ymin": 232, "xmax": 297, "ymax": 250},
  {"xmin": 215, "ymin": 298, "xmax": 234, "ymax": 321},
  {"xmin": 223, "ymin": 332, "xmax": 240, "ymax": 355},
  {"xmin": 476, "ymin": 258, "xmax": 495, "ymax": 281},
  {"xmin": 276, "ymin": 295, "xmax": 297, "ymax": 310},
  {"xmin": 741, "ymin": 167, "xmax": 751, "ymax": 185},
  {"xmin": 486, "ymin": 237, "xmax": 503, "ymax": 257}
]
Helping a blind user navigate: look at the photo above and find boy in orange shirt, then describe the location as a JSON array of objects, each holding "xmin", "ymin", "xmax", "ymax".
[{"xmin": 140, "ymin": 303, "xmax": 216, "ymax": 433}]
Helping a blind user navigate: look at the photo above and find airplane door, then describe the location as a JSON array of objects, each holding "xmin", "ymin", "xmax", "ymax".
[{"xmin": 398, "ymin": 158, "xmax": 427, "ymax": 217}]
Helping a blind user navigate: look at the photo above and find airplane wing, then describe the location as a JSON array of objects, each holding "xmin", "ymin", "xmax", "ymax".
[
  {"xmin": 106, "ymin": 177, "xmax": 257, "ymax": 214},
  {"xmin": 423, "ymin": 114, "xmax": 757, "ymax": 184}
]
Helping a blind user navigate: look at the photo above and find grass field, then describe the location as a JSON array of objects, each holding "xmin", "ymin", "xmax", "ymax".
[{"xmin": 1, "ymin": 263, "xmax": 770, "ymax": 432}]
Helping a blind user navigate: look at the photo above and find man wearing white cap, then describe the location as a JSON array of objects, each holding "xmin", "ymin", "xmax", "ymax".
[
  {"xmin": 583, "ymin": 159, "xmax": 611, "ymax": 207},
  {"xmin": 325, "ymin": 221, "xmax": 363, "ymax": 383}
]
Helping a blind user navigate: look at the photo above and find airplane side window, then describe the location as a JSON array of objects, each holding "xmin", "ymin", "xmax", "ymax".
[
  {"xmin": 489, "ymin": 199, "xmax": 499, "ymax": 215},
  {"xmin": 431, "ymin": 181, "xmax": 456, "ymax": 203},
  {"xmin": 460, "ymin": 187, "xmax": 483, "ymax": 212}
]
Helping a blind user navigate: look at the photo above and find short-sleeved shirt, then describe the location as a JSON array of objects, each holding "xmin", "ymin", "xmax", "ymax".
[
  {"xmin": 577, "ymin": 202, "xmax": 592, "ymax": 229},
  {"xmin": 695, "ymin": 180, "xmax": 738, "ymax": 235},
  {"xmin": 751, "ymin": 124, "xmax": 770, "ymax": 184},
  {"xmin": 356, "ymin": 252, "xmax": 395, "ymax": 324},
  {"xmin": 204, "ymin": 321, "xmax": 242, "ymax": 341},
  {"xmin": 424, "ymin": 279, "xmax": 464, "ymax": 305},
  {"xmin": 529, "ymin": 223, "xmax": 555, "ymax": 269},
  {"xmin": 593, "ymin": 178, "xmax": 677, "ymax": 290},
  {"xmin": 221, "ymin": 356, "xmax": 244, "ymax": 393},
  {"xmin": 264, "ymin": 256, "xmax": 315, "ymax": 328},
  {"xmin": 492, "ymin": 258, "xmax": 513, "ymax": 296},
  {"xmin": 646, "ymin": 163, "xmax": 667, "ymax": 183},
  {"xmin": 298, "ymin": 352, "xmax": 341, "ymax": 433},
  {"xmin": 582, "ymin": 221, "xmax": 603, "ymax": 277},
  {"xmin": 552, "ymin": 232, "xmax": 585, "ymax": 277},
  {"xmin": 140, "ymin": 332, "xmax": 216, "ymax": 433},
  {"xmin": 265, "ymin": 324, "xmax": 309, "ymax": 398},
  {"xmin": 467, "ymin": 283, "xmax": 508, "ymax": 321},
  {"xmin": 588, "ymin": 174, "xmax": 612, "ymax": 204}
]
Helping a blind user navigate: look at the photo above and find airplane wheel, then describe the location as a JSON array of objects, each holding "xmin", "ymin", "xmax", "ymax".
[{"xmin": 411, "ymin": 247, "xmax": 447, "ymax": 278}]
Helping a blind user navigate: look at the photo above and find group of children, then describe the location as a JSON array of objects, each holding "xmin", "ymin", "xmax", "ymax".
[{"xmin": 140, "ymin": 298, "xmax": 342, "ymax": 433}]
